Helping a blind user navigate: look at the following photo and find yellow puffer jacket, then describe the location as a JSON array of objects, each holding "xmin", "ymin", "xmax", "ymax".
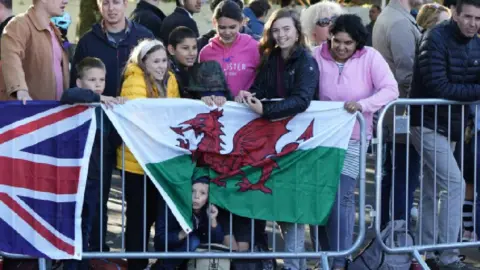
[{"xmin": 116, "ymin": 63, "xmax": 180, "ymax": 175}]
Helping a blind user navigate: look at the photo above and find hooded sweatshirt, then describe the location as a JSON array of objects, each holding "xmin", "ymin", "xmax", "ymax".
[{"xmin": 198, "ymin": 33, "xmax": 260, "ymax": 96}]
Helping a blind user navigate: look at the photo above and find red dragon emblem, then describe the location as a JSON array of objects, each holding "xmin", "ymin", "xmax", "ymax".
[{"xmin": 171, "ymin": 109, "xmax": 314, "ymax": 194}]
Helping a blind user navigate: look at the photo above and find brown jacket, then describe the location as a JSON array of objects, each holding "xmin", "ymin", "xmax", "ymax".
[{"xmin": 0, "ymin": 6, "xmax": 69, "ymax": 100}]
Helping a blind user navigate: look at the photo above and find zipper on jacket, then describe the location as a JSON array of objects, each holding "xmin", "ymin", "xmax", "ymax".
[
  {"xmin": 116, "ymin": 49, "xmax": 121, "ymax": 97},
  {"xmin": 463, "ymin": 42, "xmax": 471, "ymax": 84}
]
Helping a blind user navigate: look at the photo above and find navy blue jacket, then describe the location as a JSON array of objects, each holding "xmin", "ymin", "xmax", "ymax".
[
  {"xmin": 70, "ymin": 21, "xmax": 154, "ymax": 97},
  {"xmin": 410, "ymin": 20, "xmax": 480, "ymax": 141},
  {"xmin": 130, "ymin": 0, "xmax": 166, "ymax": 39},
  {"xmin": 155, "ymin": 204, "xmax": 224, "ymax": 251},
  {"xmin": 60, "ymin": 88, "xmax": 115, "ymax": 180},
  {"xmin": 159, "ymin": 7, "xmax": 199, "ymax": 44}
]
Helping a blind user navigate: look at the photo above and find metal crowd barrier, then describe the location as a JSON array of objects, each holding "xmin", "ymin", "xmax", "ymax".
[
  {"xmin": 375, "ymin": 99, "xmax": 480, "ymax": 270},
  {"xmin": 0, "ymin": 107, "xmax": 367, "ymax": 270}
]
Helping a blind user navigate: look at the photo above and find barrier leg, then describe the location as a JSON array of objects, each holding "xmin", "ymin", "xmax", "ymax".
[
  {"xmin": 38, "ymin": 258, "xmax": 47, "ymax": 270},
  {"xmin": 412, "ymin": 250, "xmax": 430, "ymax": 270},
  {"xmin": 321, "ymin": 254, "xmax": 329, "ymax": 270}
]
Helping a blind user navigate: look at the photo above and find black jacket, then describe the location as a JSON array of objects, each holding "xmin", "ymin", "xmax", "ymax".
[
  {"xmin": 130, "ymin": 0, "xmax": 166, "ymax": 39},
  {"xmin": 250, "ymin": 46, "xmax": 319, "ymax": 120},
  {"xmin": 159, "ymin": 7, "xmax": 199, "ymax": 44},
  {"xmin": 197, "ymin": 26, "xmax": 261, "ymax": 51},
  {"xmin": 410, "ymin": 20, "xmax": 480, "ymax": 141},
  {"xmin": 0, "ymin": 16, "xmax": 13, "ymax": 37},
  {"xmin": 0, "ymin": 15, "xmax": 14, "ymax": 58},
  {"xmin": 71, "ymin": 21, "xmax": 154, "ymax": 97}
]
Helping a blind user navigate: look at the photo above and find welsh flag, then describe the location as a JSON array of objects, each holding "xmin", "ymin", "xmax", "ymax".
[{"xmin": 104, "ymin": 99, "xmax": 356, "ymax": 233}]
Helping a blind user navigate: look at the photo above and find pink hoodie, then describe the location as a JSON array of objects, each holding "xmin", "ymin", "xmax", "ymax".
[
  {"xmin": 199, "ymin": 33, "xmax": 260, "ymax": 97},
  {"xmin": 314, "ymin": 44, "xmax": 399, "ymax": 140}
]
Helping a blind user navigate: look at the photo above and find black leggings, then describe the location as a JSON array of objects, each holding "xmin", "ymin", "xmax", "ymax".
[{"xmin": 125, "ymin": 171, "xmax": 160, "ymax": 270}]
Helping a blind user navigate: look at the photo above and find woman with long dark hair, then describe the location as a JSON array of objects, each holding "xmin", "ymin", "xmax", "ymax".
[
  {"xmin": 236, "ymin": 8, "xmax": 319, "ymax": 270},
  {"xmin": 314, "ymin": 14, "xmax": 398, "ymax": 269}
]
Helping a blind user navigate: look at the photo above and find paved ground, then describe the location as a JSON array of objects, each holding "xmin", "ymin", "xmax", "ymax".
[{"xmin": 102, "ymin": 155, "xmax": 480, "ymax": 269}]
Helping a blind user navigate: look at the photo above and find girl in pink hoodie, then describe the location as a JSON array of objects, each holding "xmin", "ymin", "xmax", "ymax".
[
  {"xmin": 314, "ymin": 14, "xmax": 398, "ymax": 270},
  {"xmin": 199, "ymin": 0, "xmax": 260, "ymax": 97}
]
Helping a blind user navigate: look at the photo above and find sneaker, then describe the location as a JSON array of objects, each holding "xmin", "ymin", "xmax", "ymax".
[
  {"xmin": 439, "ymin": 260, "xmax": 476, "ymax": 269},
  {"xmin": 462, "ymin": 230, "xmax": 475, "ymax": 242}
]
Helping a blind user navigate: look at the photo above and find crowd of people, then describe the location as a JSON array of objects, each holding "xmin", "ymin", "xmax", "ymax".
[{"xmin": 0, "ymin": 0, "xmax": 479, "ymax": 269}]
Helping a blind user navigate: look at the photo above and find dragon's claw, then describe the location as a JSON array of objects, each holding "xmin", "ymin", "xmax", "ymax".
[{"xmin": 237, "ymin": 180, "xmax": 272, "ymax": 194}]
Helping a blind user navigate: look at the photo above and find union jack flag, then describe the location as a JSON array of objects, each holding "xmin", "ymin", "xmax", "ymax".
[{"xmin": 0, "ymin": 101, "xmax": 96, "ymax": 260}]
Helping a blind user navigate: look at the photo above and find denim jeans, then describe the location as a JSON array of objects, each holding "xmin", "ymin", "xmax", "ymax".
[
  {"xmin": 381, "ymin": 142, "xmax": 421, "ymax": 227},
  {"xmin": 63, "ymin": 178, "xmax": 100, "ymax": 270},
  {"xmin": 317, "ymin": 174, "xmax": 357, "ymax": 268},
  {"xmin": 411, "ymin": 127, "xmax": 464, "ymax": 265},
  {"xmin": 278, "ymin": 222, "xmax": 306, "ymax": 270}
]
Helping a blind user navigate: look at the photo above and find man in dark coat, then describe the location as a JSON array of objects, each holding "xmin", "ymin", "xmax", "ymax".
[
  {"xmin": 130, "ymin": 0, "xmax": 166, "ymax": 39},
  {"xmin": 159, "ymin": 0, "xmax": 203, "ymax": 44},
  {"xmin": 409, "ymin": 0, "xmax": 480, "ymax": 268}
]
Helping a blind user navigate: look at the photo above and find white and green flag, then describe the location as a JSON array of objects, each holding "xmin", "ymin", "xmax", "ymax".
[{"xmin": 104, "ymin": 99, "xmax": 356, "ymax": 233}]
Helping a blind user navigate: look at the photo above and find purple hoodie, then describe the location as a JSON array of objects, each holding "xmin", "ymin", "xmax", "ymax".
[{"xmin": 199, "ymin": 33, "xmax": 260, "ymax": 97}]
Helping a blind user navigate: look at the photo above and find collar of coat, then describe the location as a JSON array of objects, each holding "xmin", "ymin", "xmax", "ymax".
[
  {"xmin": 27, "ymin": 6, "xmax": 65, "ymax": 49},
  {"xmin": 100, "ymin": 18, "xmax": 132, "ymax": 44}
]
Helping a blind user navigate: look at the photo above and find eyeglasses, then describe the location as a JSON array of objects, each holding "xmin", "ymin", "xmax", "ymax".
[{"xmin": 316, "ymin": 16, "xmax": 337, "ymax": 27}]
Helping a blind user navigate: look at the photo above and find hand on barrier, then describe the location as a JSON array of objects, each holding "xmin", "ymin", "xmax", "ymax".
[
  {"xmin": 344, "ymin": 101, "xmax": 363, "ymax": 113},
  {"xmin": 100, "ymin": 95, "xmax": 125, "ymax": 109},
  {"xmin": 207, "ymin": 204, "xmax": 218, "ymax": 219},
  {"xmin": 17, "ymin": 90, "xmax": 32, "ymax": 105},
  {"xmin": 207, "ymin": 204, "xmax": 219, "ymax": 228}
]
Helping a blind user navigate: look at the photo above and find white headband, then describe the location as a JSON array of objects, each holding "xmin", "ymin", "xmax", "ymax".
[{"xmin": 140, "ymin": 40, "xmax": 164, "ymax": 60}]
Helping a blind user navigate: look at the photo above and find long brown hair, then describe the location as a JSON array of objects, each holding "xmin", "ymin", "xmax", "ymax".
[
  {"xmin": 127, "ymin": 39, "xmax": 170, "ymax": 98},
  {"xmin": 259, "ymin": 8, "xmax": 307, "ymax": 67}
]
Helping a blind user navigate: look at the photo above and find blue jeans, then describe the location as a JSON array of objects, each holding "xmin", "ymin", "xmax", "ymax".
[
  {"xmin": 313, "ymin": 174, "xmax": 357, "ymax": 268},
  {"xmin": 381, "ymin": 143, "xmax": 421, "ymax": 227},
  {"xmin": 63, "ymin": 178, "xmax": 100, "ymax": 270}
]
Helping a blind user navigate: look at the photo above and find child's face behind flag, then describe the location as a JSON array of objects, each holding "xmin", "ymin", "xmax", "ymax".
[
  {"xmin": 192, "ymin": 183, "xmax": 209, "ymax": 210},
  {"xmin": 170, "ymin": 38, "xmax": 198, "ymax": 67},
  {"xmin": 76, "ymin": 68, "xmax": 106, "ymax": 95}
]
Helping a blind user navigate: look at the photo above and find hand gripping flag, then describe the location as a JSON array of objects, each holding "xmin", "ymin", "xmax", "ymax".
[{"xmin": 0, "ymin": 101, "xmax": 96, "ymax": 259}]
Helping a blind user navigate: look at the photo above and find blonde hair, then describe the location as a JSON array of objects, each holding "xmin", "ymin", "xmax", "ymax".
[
  {"xmin": 127, "ymin": 39, "xmax": 169, "ymax": 98},
  {"xmin": 300, "ymin": 1, "xmax": 344, "ymax": 45},
  {"xmin": 416, "ymin": 3, "xmax": 451, "ymax": 30}
]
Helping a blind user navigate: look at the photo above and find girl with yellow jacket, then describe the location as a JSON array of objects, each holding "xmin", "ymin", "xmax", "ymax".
[{"xmin": 117, "ymin": 39, "xmax": 180, "ymax": 270}]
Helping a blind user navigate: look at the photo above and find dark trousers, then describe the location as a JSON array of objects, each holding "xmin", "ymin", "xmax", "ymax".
[
  {"xmin": 125, "ymin": 171, "xmax": 160, "ymax": 270},
  {"xmin": 381, "ymin": 142, "xmax": 421, "ymax": 227},
  {"xmin": 63, "ymin": 178, "xmax": 101, "ymax": 270},
  {"xmin": 152, "ymin": 233, "xmax": 200, "ymax": 270},
  {"xmin": 89, "ymin": 153, "xmax": 114, "ymax": 252}
]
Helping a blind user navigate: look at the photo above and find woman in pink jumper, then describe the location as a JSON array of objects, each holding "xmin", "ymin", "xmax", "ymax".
[{"xmin": 313, "ymin": 14, "xmax": 398, "ymax": 270}]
